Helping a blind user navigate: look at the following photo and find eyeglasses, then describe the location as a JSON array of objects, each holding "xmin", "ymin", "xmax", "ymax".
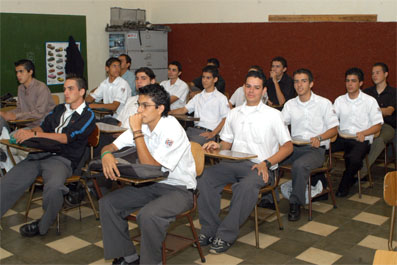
[{"xmin": 135, "ymin": 102, "xmax": 157, "ymax": 109}]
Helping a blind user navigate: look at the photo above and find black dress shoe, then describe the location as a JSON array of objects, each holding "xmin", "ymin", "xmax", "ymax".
[
  {"xmin": 288, "ymin": 203, "xmax": 300, "ymax": 221},
  {"xmin": 20, "ymin": 220, "xmax": 41, "ymax": 237},
  {"xmin": 112, "ymin": 257, "xmax": 139, "ymax": 265}
]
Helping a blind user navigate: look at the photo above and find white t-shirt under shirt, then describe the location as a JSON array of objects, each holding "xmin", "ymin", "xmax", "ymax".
[
  {"xmin": 113, "ymin": 115, "xmax": 197, "ymax": 189},
  {"xmin": 91, "ymin": 76, "xmax": 131, "ymax": 117}
]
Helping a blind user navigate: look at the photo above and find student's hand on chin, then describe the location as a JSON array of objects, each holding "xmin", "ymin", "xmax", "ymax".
[{"xmin": 129, "ymin": 113, "xmax": 143, "ymax": 131}]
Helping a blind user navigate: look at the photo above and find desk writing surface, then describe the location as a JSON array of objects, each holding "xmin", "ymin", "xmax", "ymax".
[
  {"xmin": 291, "ymin": 137, "xmax": 311, "ymax": 145},
  {"xmin": 171, "ymin": 114, "xmax": 200, "ymax": 122},
  {"xmin": 204, "ymin": 149, "xmax": 257, "ymax": 160},
  {"xmin": 96, "ymin": 122, "xmax": 127, "ymax": 133},
  {"xmin": 0, "ymin": 139, "xmax": 42, "ymax": 153},
  {"xmin": 117, "ymin": 176, "xmax": 166, "ymax": 184},
  {"xmin": 8, "ymin": 118, "xmax": 37, "ymax": 125}
]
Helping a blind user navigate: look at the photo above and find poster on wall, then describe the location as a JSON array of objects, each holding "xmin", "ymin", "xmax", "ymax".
[
  {"xmin": 109, "ymin": 33, "xmax": 125, "ymax": 57},
  {"xmin": 45, "ymin": 41, "xmax": 80, "ymax": 86}
]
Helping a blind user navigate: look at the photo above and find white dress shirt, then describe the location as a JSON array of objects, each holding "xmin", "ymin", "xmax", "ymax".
[
  {"xmin": 185, "ymin": 88, "xmax": 230, "ymax": 130},
  {"xmin": 220, "ymin": 101, "xmax": 291, "ymax": 167},
  {"xmin": 91, "ymin": 76, "xmax": 131, "ymax": 117},
  {"xmin": 333, "ymin": 90, "xmax": 383, "ymax": 144},
  {"xmin": 116, "ymin": 96, "xmax": 138, "ymax": 128},
  {"xmin": 113, "ymin": 115, "xmax": 197, "ymax": 189},
  {"xmin": 160, "ymin": 78, "xmax": 189, "ymax": 110},
  {"xmin": 282, "ymin": 92, "xmax": 339, "ymax": 149}
]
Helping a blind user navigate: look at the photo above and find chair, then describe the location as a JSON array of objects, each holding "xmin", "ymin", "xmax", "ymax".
[
  {"xmin": 223, "ymin": 169, "xmax": 284, "ymax": 248},
  {"xmin": 384, "ymin": 142, "xmax": 397, "ymax": 172},
  {"xmin": 384, "ymin": 171, "xmax": 397, "ymax": 251},
  {"xmin": 52, "ymin": 94, "xmax": 60, "ymax": 105},
  {"xmin": 25, "ymin": 124, "xmax": 100, "ymax": 234},
  {"xmin": 125, "ymin": 141, "xmax": 206, "ymax": 265},
  {"xmin": 280, "ymin": 135, "xmax": 338, "ymax": 221},
  {"xmin": 373, "ymin": 250, "xmax": 397, "ymax": 264}
]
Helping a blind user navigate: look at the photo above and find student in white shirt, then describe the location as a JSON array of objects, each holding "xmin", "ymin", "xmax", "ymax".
[
  {"xmin": 197, "ymin": 71, "xmax": 292, "ymax": 254},
  {"xmin": 280, "ymin": 68, "xmax": 338, "ymax": 221},
  {"xmin": 99, "ymin": 84, "xmax": 196, "ymax": 265},
  {"xmin": 170, "ymin": 65, "xmax": 230, "ymax": 145},
  {"xmin": 86, "ymin": 57, "xmax": 130, "ymax": 118},
  {"xmin": 160, "ymin": 61, "xmax": 189, "ymax": 110},
  {"xmin": 332, "ymin": 67, "xmax": 383, "ymax": 197},
  {"xmin": 229, "ymin": 65, "xmax": 268, "ymax": 108}
]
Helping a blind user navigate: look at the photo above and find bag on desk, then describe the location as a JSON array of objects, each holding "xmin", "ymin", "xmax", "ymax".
[
  {"xmin": 88, "ymin": 146, "xmax": 168, "ymax": 179},
  {"xmin": 21, "ymin": 137, "xmax": 62, "ymax": 153}
]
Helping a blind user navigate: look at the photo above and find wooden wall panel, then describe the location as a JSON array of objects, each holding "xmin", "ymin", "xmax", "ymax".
[{"xmin": 166, "ymin": 22, "xmax": 396, "ymax": 101}]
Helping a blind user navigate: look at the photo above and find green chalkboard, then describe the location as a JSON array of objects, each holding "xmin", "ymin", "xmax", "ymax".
[{"xmin": 0, "ymin": 13, "xmax": 87, "ymax": 96}]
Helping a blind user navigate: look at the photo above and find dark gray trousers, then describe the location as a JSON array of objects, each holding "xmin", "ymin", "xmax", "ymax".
[
  {"xmin": 99, "ymin": 183, "xmax": 193, "ymax": 265},
  {"xmin": 0, "ymin": 155, "xmax": 71, "ymax": 234},
  {"xmin": 186, "ymin": 127, "xmax": 215, "ymax": 146},
  {"xmin": 281, "ymin": 145, "xmax": 325, "ymax": 205},
  {"xmin": 197, "ymin": 160, "xmax": 273, "ymax": 244}
]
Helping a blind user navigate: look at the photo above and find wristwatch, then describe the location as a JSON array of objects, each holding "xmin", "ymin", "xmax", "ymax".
[
  {"xmin": 317, "ymin": 135, "xmax": 322, "ymax": 141},
  {"xmin": 264, "ymin": 159, "xmax": 272, "ymax": 168}
]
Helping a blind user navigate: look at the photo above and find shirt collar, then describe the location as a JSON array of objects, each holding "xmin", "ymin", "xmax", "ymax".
[
  {"xmin": 24, "ymin": 78, "xmax": 36, "ymax": 90},
  {"xmin": 239, "ymin": 100, "xmax": 264, "ymax": 114},
  {"xmin": 106, "ymin": 76, "xmax": 121, "ymax": 85},
  {"xmin": 297, "ymin": 91, "xmax": 316, "ymax": 106},
  {"xmin": 65, "ymin": 101, "xmax": 86, "ymax": 115},
  {"xmin": 142, "ymin": 116, "xmax": 166, "ymax": 137},
  {"xmin": 346, "ymin": 90, "xmax": 363, "ymax": 102}
]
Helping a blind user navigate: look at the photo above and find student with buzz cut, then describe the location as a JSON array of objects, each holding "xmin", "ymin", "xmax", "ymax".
[{"xmin": 197, "ymin": 71, "xmax": 292, "ymax": 254}]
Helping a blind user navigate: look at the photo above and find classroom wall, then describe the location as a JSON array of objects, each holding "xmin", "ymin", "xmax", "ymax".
[
  {"xmin": 2, "ymin": 0, "xmax": 396, "ymax": 97},
  {"xmin": 1, "ymin": 0, "xmax": 148, "ymax": 90},
  {"xmin": 166, "ymin": 22, "xmax": 397, "ymax": 101}
]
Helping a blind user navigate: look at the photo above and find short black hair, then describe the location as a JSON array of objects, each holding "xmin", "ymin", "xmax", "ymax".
[
  {"xmin": 138, "ymin": 84, "xmax": 170, "ymax": 117},
  {"xmin": 169, "ymin": 61, "xmax": 182, "ymax": 72},
  {"xmin": 119, "ymin": 54, "xmax": 132, "ymax": 70},
  {"xmin": 14, "ymin": 59, "xmax": 35, "ymax": 77},
  {"xmin": 135, "ymin": 67, "xmax": 156, "ymax": 80},
  {"xmin": 207, "ymin": 58, "xmax": 220, "ymax": 68},
  {"xmin": 65, "ymin": 75, "xmax": 88, "ymax": 98},
  {"xmin": 293, "ymin": 68, "xmax": 313, "ymax": 83},
  {"xmin": 106, "ymin": 57, "xmax": 121, "ymax": 67},
  {"xmin": 373, "ymin": 62, "xmax": 389, "ymax": 73},
  {"xmin": 202, "ymin": 65, "xmax": 219, "ymax": 79},
  {"xmin": 271, "ymin": 56, "xmax": 287, "ymax": 68},
  {"xmin": 245, "ymin": 70, "xmax": 266, "ymax": 88},
  {"xmin": 345, "ymin": 67, "xmax": 364, "ymax": 82},
  {"xmin": 249, "ymin": 65, "xmax": 266, "ymax": 81}
]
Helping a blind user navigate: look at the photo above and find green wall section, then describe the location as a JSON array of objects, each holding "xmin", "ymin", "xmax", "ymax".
[{"xmin": 0, "ymin": 13, "xmax": 87, "ymax": 95}]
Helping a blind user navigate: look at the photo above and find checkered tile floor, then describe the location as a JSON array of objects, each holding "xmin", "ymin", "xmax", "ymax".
[{"xmin": 0, "ymin": 161, "xmax": 395, "ymax": 264}]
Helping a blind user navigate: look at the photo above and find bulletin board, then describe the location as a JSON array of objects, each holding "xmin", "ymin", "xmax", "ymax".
[{"xmin": 0, "ymin": 13, "xmax": 87, "ymax": 96}]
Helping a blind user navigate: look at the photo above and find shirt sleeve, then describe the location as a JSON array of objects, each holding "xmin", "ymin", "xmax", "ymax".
[
  {"xmin": 229, "ymin": 88, "xmax": 239, "ymax": 105},
  {"xmin": 219, "ymin": 96, "xmax": 230, "ymax": 119},
  {"xmin": 219, "ymin": 111, "xmax": 234, "ymax": 144},
  {"xmin": 91, "ymin": 83, "xmax": 104, "ymax": 101},
  {"xmin": 368, "ymin": 97, "xmax": 384, "ymax": 127},
  {"xmin": 281, "ymin": 102, "xmax": 291, "ymax": 125},
  {"xmin": 273, "ymin": 111, "xmax": 292, "ymax": 146},
  {"xmin": 113, "ymin": 129, "xmax": 136, "ymax": 150},
  {"xmin": 323, "ymin": 100, "xmax": 339, "ymax": 130},
  {"xmin": 113, "ymin": 81, "xmax": 130, "ymax": 104},
  {"xmin": 151, "ymin": 125, "xmax": 189, "ymax": 171},
  {"xmin": 173, "ymin": 82, "xmax": 189, "ymax": 102},
  {"xmin": 185, "ymin": 95, "xmax": 197, "ymax": 114}
]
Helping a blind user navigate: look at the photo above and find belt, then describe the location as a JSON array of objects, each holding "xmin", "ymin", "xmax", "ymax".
[{"xmin": 194, "ymin": 126, "xmax": 212, "ymax": 132}]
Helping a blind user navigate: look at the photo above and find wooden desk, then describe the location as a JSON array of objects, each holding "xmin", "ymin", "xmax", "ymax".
[
  {"xmin": 8, "ymin": 118, "xmax": 37, "ymax": 129},
  {"xmin": 204, "ymin": 149, "xmax": 257, "ymax": 160},
  {"xmin": 96, "ymin": 122, "xmax": 127, "ymax": 133},
  {"xmin": 117, "ymin": 176, "xmax": 166, "ymax": 184},
  {"xmin": 171, "ymin": 114, "xmax": 199, "ymax": 129},
  {"xmin": 0, "ymin": 139, "xmax": 42, "ymax": 166},
  {"xmin": 92, "ymin": 108, "xmax": 114, "ymax": 119}
]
